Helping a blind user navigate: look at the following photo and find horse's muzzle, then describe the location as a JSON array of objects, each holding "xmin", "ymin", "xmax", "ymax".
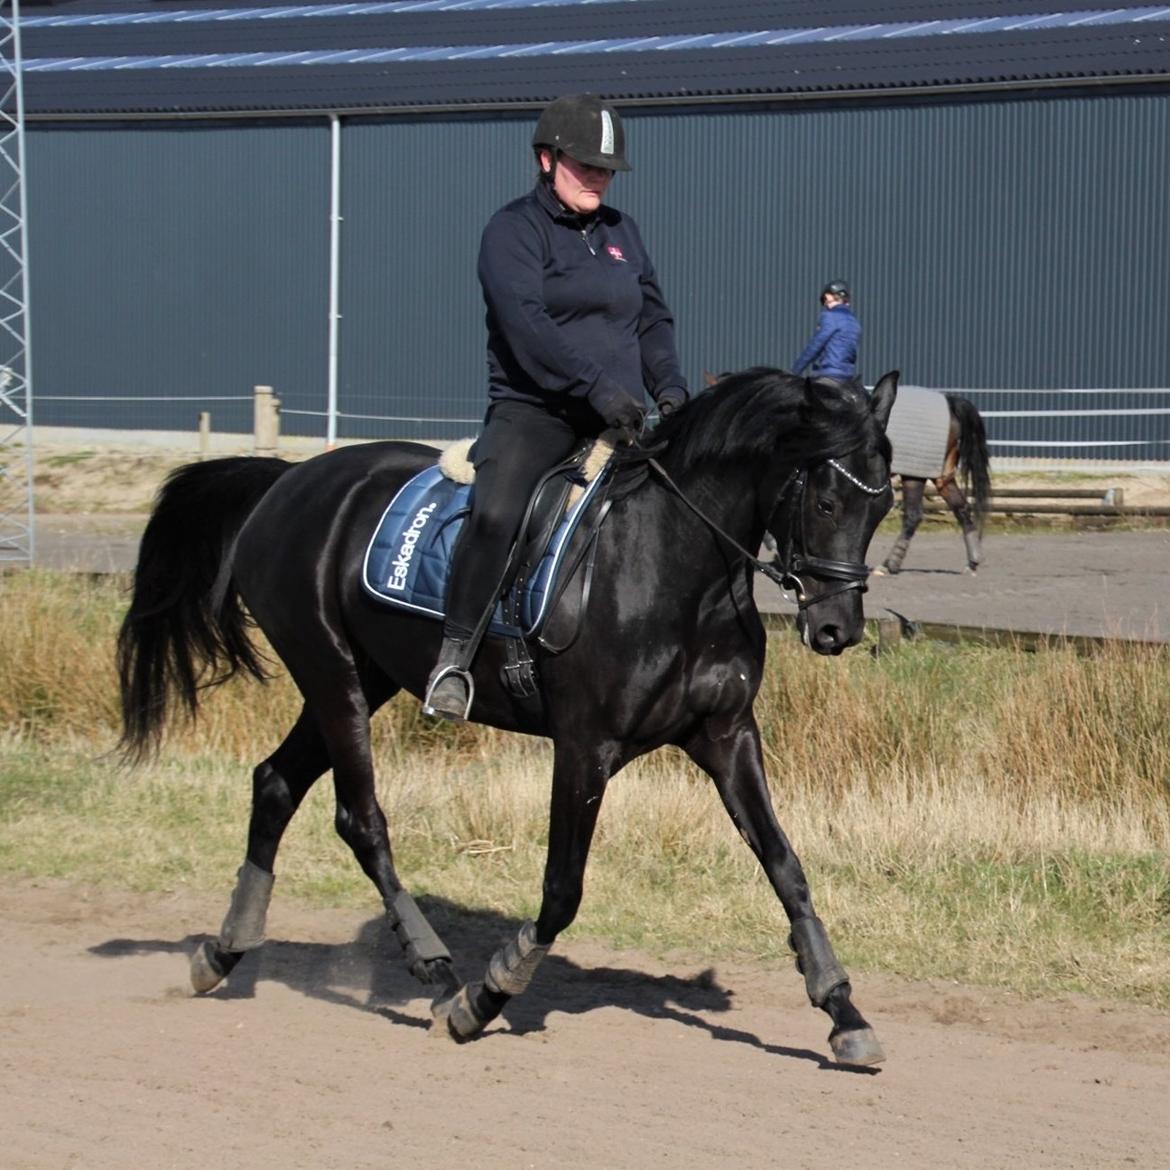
[{"xmin": 797, "ymin": 591, "xmax": 866, "ymax": 655}]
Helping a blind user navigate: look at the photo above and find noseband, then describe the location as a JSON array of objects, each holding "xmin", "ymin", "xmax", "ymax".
[
  {"xmin": 765, "ymin": 459, "xmax": 890, "ymax": 610},
  {"xmin": 647, "ymin": 455, "xmax": 889, "ymax": 613}
]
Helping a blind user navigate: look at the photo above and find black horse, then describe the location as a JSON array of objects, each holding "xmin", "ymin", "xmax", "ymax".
[
  {"xmin": 118, "ymin": 367, "xmax": 897, "ymax": 1066},
  {"xmin": 876, "ymin": 392, "xmax": 992, "ymax": 576}
]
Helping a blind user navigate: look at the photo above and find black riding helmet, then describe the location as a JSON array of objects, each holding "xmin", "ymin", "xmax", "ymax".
[
  {"xmin": 532, "ymin": 94, "xmax": 632, "ymax": 172},
  {"xmin": 822, "ymin": 280, "xmax": 850, "ymax": 301}
]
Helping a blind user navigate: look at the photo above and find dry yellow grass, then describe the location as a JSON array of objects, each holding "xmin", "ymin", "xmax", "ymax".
[{"xmin": 2, "ymin": 569, "xmax": 1169, "ymax": 1005}]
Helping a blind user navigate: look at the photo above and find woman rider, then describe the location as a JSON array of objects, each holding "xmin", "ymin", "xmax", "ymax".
[
  {"xmin": 792, "ymin": 280, "xmax": 863, "ymax": 393},
  {"xmin": 424, "ymin": 94, "xmax": 689, "ymax": 719}
]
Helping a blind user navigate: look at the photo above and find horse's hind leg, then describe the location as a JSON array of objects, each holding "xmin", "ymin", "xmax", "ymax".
[
  {"xmin": 191, "ymin": 707, "xmax": 332, "ymax": 992},
  {"xmin": 321, "ymin": 679, "xmax": 459, "ymax": 996},
  {"xmin": 434, "ymin": 739, "xmax": 614, "ymax": 1039},
  {"xmin": 876, "ymin": 477, "xmax": 924, "ymax": 575},
  {"xmin": 937, "ymin": 478, "xmax": 982, "ymax": 572},
  {"xmin": 685, "ymin": 718, "xmax": 884, "ymax": 1066},
  {"xmin": 193, "ymin": 667, "xmax": 457, "ymax": 999}
]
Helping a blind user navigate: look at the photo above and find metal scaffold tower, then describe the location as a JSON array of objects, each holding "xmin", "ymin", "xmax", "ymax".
[{"xmin": 0, "ymin": 0, "xmax": 32, "ymax": 565}]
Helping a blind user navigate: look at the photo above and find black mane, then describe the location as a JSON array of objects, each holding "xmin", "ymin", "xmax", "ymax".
[{"xmin": 656, "ymin": 367, "xmax": 888, "ymax": 471}]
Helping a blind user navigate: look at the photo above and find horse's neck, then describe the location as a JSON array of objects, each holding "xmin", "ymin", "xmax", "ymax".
[{"xmin": 655, "ymin": 456, "xmax": 770, "ymax": 551}]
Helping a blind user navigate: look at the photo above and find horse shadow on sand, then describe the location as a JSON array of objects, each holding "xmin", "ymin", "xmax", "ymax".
[{"xmin": 88, "ymin": 895, "xmax": 873, "ymax": 1073}]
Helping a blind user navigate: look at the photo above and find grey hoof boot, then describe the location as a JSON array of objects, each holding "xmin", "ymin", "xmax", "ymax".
[
  {"xmin": 422, "ymin": 636, "xmax": 473, "ymax": 721},
  {"xmin": 963, "ymin": 528, "xmax": 983, "ymax": 573},
  {"xmin": 881, "ymin": 535, "xmax": 910, "ymax": 576}
]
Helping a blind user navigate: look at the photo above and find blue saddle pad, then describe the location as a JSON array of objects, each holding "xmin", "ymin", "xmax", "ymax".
[{"xmin": 362, "ymin": 461, "xmax": 609, "ymax": 638}]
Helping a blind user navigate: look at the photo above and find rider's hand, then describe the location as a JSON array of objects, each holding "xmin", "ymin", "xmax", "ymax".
[
  {"xmin": 655, "ymin": 387, "xmax": 687, "ymax": 418},
  {"xmin": 590, "ymin": 384, "xmax": 646, "ymax": 438},
  {"xmin": 607, "ymin": 399, "xmax": 646, "ymax": 437}
]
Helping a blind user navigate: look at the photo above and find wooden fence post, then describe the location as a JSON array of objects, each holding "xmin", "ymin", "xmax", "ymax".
[
  {"xmin": 198, "ymin": 411, "xmax": 211, "ymax": 461},
  {"xmin": 253, "ymin": 385, "xmax": 280, "ymax": 456},
  {"xmin": 875, "ymin": 617, "xmax": 903, "ymax": 654}
]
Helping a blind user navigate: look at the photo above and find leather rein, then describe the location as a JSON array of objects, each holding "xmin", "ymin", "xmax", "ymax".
[{"xmin": 646, "ymin": 455, "xmax": 890, "ymax": 611}]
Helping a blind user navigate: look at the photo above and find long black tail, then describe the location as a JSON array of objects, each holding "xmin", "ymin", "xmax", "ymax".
[
  {"xmin": 946, "ymin": 394, "xmax": 992, "ymax": 529},
  {"xmin": 117, "ymin": 456, "xmax": 293, "ymax": 761}
]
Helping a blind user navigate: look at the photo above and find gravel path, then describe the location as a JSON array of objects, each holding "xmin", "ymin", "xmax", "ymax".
[{"xmin": 32, "ymin": 516, "xmax": 1170, "ymax": 642}]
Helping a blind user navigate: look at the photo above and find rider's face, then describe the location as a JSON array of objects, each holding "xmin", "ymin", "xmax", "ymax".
[{"xmin": 541, "ymin": 150, "xmax": 614, "ymax": 215}]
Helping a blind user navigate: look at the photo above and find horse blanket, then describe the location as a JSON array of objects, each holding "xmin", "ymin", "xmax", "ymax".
[{"xmin": 885, "ymin": 385, "xmax": 951, "ymax": 478}]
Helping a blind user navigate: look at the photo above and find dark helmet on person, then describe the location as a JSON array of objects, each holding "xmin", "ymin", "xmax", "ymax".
[
  {"xmin": 532, "ymin": 94, "xmax": 631, "ymax": 172},
  {"xmin": 822, "ymin": 280, "xmax": 850, "ymax": 301}
]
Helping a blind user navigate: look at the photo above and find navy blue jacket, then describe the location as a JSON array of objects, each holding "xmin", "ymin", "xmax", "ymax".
[
  {"xmin": 477, "ymin": 180, "xmax": 686, "ymax": 422},
  {"xmin": 792, "ymin": 304, "xmax": 862, "ymax": 380}
]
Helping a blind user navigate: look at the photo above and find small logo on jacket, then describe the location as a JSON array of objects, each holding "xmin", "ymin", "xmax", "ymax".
[{"xmin": 606, "ymin": 245, "xmax": 627, "ymax": 262}]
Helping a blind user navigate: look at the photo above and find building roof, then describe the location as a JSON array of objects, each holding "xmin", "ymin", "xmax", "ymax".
[{"xmin": 16, "ymin": 0, "xmax": 1170, "ymax": 119}]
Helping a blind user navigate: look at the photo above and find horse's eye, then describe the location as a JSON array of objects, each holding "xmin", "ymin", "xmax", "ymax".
[{"xmin": 816, "ymin": 497, "xmax": 835, "ymax": 517}]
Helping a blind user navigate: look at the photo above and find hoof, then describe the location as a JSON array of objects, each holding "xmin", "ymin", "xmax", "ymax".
[
  {"xmin": 190, "ymin": 941, "xmax": 243, "ymax": 993},
  {"xmin": 190, "ymin": 940, "xmax": 228, "ymax": 993},
  {"xmin": 830, "ymin": 1026, "xmax": 886, "ymax": 1067},
  {"xmin": 430, "ymin": 983, "xmax": 486, "ymax": 1042}
]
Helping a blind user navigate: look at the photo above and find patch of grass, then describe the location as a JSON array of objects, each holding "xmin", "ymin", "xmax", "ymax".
[
  {"xmin": 3, "ymin": 571, "xmax": 1170, "ymax": 1008},
  {"xmin": 39, "ymin": 450, "xmax": 98, "ymax": 469}
]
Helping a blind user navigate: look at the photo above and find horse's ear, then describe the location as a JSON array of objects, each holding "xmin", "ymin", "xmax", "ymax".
[{"xmin": 870, "ymin": 370, "xmax": 899, "ymax": 429}]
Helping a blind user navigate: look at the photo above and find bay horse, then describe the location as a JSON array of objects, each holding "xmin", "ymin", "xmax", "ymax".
[
  {"xmin": 117, "ymin": 368, "xmax": 897, "ymax": 1066},
  {"xmin": 874, "ymin": 392, "xmax": 991, "ymax": 577}
]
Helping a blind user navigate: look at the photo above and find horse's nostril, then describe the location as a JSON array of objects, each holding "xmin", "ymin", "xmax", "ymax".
[{"xmin": 812, "ymin": 625, "xmax": 840, "ymax": 651}]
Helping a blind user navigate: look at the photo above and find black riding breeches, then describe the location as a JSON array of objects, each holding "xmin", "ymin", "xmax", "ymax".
[{"xmin": 443, "ymin": 398, "xmax": 594, "ymax": 640}]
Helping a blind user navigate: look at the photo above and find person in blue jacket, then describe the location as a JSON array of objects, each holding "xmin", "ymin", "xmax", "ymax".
[
  {"xmin": 423, "ymin": 94, "xmax": 688, "ymax": 720},
  {"xmin": 792, "ymin": 280, "xmax": 863, "ymax": 390}
]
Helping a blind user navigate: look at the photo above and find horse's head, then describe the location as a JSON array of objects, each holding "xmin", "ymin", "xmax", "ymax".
[{"xmin": 769, "ymin": 371, "xmax": 898, "ymax": 655}]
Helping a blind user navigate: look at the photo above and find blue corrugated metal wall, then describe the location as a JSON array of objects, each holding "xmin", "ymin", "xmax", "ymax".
[
  {"xmin": 29, "ymin": 122, "xmax": 331, "ymax": 436},
  {"xmin": 337, "ymin": 116, "xmax": 531, "ymax": 439},
  {"xmin": 26, "ymin": 92, "xmax": 1170, "ymax": 458}
]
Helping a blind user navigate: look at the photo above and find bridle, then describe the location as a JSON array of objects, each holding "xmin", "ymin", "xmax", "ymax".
[
  {"xmin": 765, "ymin": 458, "xmax": 891, "ymax": 608},
  {"xmin": 647, "ymin": 454, "xmax": 890, "ymax": 612}
]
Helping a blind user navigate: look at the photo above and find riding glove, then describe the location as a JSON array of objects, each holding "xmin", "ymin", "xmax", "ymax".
[
  {"xmin": 589, "ymin": 383, "xmax": 646, "ymax": 438},
  {"xmin": 655, "ymin": 386, "xmax": 688, "ymax": 417}
]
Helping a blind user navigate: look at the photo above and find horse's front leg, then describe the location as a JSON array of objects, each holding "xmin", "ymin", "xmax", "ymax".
[
  {"xmin": 685, "ymin": 716, "xmax": 885, "ymax": 1067},
  {"xmin": 434, "ymin": 739, "xmax": 615, "ymax": 1040},
  {"xmin": 875, "ymin": 477, "xmax": 924, "ymax": 575}
]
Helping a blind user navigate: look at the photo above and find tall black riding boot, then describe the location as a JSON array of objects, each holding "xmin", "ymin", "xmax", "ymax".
[{"xmin": 422, "ymin": 636, "xmax": 473, "ymax": 721}]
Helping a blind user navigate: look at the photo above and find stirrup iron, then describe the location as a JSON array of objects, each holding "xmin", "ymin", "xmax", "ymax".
[{"xmin": 422, "ymin": 663, "xmax": 475, "ymax": 721}]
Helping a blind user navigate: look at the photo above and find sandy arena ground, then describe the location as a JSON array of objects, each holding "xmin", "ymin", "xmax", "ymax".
[{"xmin": 3, "ymin": 879, "xmax": 1170, "ymax": 1170}]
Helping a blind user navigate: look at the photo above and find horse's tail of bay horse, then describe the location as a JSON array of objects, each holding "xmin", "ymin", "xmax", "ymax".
[
  {"xmin": 948, "ymin": 394, "xmax": 992, "ymax": 529},
  {"xmin": 116, "ymin": 456, "xmax": 293, "ymax": 762}
]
